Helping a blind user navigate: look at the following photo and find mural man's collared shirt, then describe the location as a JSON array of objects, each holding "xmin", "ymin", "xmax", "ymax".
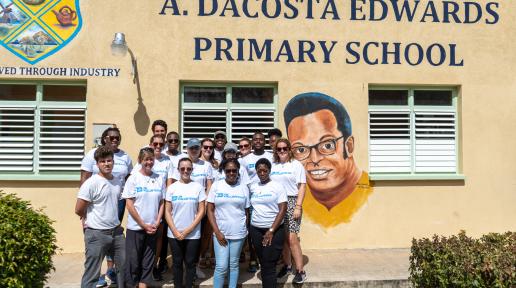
[{"xmin": 303, "ymin": 172, "xmax": 373, "ymax": 228}]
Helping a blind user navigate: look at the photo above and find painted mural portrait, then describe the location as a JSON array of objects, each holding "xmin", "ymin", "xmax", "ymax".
[{"xmin": 284, "ymin": 92, "xmax": 372, "ymax": 227}]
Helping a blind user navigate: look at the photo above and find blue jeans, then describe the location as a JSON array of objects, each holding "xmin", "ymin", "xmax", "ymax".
[{"xmin": 213, "ymin": 236, "xmax": 245, "ymax": 288}]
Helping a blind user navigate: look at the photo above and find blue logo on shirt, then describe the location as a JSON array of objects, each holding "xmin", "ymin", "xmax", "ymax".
[
  {"xmin": 270, "ymin": 171, "xmax": 292, "ymax": 176},
  {"xmin": 248, "ymin": 164, "xmax": 255, "ymax": 169},
  {"xmin": 171, "ymin": 195, "xmax": 197, "ymax": 201},
  {"xmin": 251, "ymin": 193, "xmax": 273, "ymax": 199},
  {"xmin": 191, "ymin": 173, "xmax": 207, "ymax": 177},
  {"xmin": 135, "ymin": 186, "xmax": 161, "ymax": 193},
  {"xmin": 216, "ymin": 193, "xmax": 246, "ymax": 199}
]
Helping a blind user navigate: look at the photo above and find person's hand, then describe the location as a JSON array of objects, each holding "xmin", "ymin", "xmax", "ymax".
[
  {"xmin": 262, "ymin": 231, "xmax": 273, "ymax": 246},
  {"xmin": 182, "ymin": 228, "xmax": 192, "ymax": 238},
  {"xmin": 143, "ymin": 223, "xmax": 157, "ymax": 234},
  {"xmin": 172, "ymin": 229, "xmax": 183, "ymax": 239},
  {"xmin": 293, "ymin": 207, "xmax": 302, "ymax": 220},
  {"xmin": 215, "ymin": 232, "xmax": 227, "ymax": 247}
]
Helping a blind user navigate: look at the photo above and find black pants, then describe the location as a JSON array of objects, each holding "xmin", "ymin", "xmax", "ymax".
[
  {"xmin": 125, "ymin": 229, "xmax": 157, "ymax": 287},
  {"xmin": 169, "ymin": 238, "xmax": 200, "ymax": 288},
  {"xmin": 250, "ymin": 225, "xmax": 285, "ymax": 288},
  {"xmin": 159, "ymin": 215, "xmax": 168, "ymax": 267}
]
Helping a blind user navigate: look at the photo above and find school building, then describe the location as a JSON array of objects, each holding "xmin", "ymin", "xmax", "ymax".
[{"xmin": 0, "ymin": 0, "xmax": 514, "ymax": 253}]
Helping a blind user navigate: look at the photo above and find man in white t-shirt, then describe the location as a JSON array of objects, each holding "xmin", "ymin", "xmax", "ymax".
[
  {"xmin": 241, "ymin": 132, "xmax": 274, "ymax": 184},
  {"xmin": 213, "ymin": 130, "xmax": 227, "ymax": 162},
  {"xmin": 75, "ymin": 146, "xmax": 126, "ymax": 288}
]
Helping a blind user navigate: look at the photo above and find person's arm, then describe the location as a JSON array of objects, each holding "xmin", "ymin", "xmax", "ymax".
[
  {"xmin": 126, "ymin": 198, "xmax": 157, "ymax": 234},
  {"xmin": 207, "ymin": 202, "xmax": 227, "ymax": 247},
  {"xmin": 262, "ymin": 202, "xmax": 287, "ymax": 246},
  {"xmin": 79, "ymin": 170, "xmax": 92, "ymax": 186},
  {"xmin": 205, "ymin": 179, "xmax": 213, "ymax": 196},
  {"xmin": 181, "ymin": 201, "xmax": 205, "ymax": 238},
  {"xmin": 75, "ymin": 198, "xmax": 89, "ymax": 219},
  {"xmin": 164, "ymin": 201, "xmax": 183, "ymax": 239},
  {"xmin": 293, "ymin": 183, "xmax": 306, "ymax": 220},
  {"xmin": 155, "ymin": 199, "xmax": 164, "ymax": 228}
]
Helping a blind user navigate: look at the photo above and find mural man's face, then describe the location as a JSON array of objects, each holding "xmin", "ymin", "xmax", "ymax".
[{"xmin": 288, "ymin": 109, "xmax": 353, "ymax": 200}]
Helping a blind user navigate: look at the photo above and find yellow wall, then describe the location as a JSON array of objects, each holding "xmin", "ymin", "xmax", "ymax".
[{"xmin": 0, "ymin": 1, "xmax": 515, "ymax": 252}]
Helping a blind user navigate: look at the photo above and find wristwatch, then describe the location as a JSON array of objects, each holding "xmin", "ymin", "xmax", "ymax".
[{"xmin": 269, "ymin": 228, "xmax": 274, "ymax": 233}]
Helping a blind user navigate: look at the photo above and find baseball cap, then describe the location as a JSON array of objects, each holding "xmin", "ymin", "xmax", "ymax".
[
  {"xmin": 214, "ymin": 130, "xmax": 226, "ymax": 138},
  {"xmin": 186, "ymin": 138, "xmax": 200, "ymax": 148},
  {"xmin": 223, "ymin": 143, "xmax": 238, "ymax": 153}
]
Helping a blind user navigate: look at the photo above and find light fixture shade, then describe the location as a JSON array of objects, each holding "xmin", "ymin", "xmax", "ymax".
[{"xmin": 111, "ymin": 32, "xmax": 128, "ymax": 57}]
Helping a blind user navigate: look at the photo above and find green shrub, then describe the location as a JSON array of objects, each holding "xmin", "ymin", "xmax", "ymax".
[
  {"xmin": 409, "ymin": 230, "xmax": 516, "ymax": 288},
  {"xmin": 0, "ymin": 191, "xmax": 58, "ymax": 288}
]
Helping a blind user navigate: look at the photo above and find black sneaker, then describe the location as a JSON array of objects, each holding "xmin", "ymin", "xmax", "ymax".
[
  {"xmin": 152, "ymin": 267, "xmax": 163, "ymax": 281},
  {"xmin": 293, "ymin": 271, "xmax": 307, "ymax": 284},
  {"xmin": 276, "ymin": 265, "xmax": 292, "ymax": 278}
]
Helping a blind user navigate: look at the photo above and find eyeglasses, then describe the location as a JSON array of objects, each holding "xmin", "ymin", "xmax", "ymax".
[
  {"xmin": 276, "ymin": 147, "xmax": 289, "ymax": 152},
  {"xmin": 224, "ymin": 169, "xmax": 238, "ymax": 174},
  {"xmin": 167, "ymin": 139, "xmax": 179, "ymax": 144},
  {"xmin": 203, "ymin": 145, "xmax": 213, "ymax": 150},
  {"xmin": 291, "ymin": 136, "xmax": 345, "ymax": 161},
  {"xmin": 238, "ymin": 144, "xmax": 250, "ymax": 149},
  {"xmin": 106, "ymin": 135, "xmax": 120, "ymax": 142},
  {"xmin": 180, "ymin": 167, "xmax": 193, "ymax": 172},
  {"xmin": 152, "ymin": 142, "xmax": 164, "ymax": 148}
]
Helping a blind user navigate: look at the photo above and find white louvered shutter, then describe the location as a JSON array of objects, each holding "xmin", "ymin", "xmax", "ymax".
[
  {"xmin": 0, "ymin": 107, "xmax": 35, "ymax": 172},
  {"xmin": 369, "ymin": 111, "xmax": 412, "ymax": 173},
  {"xmin": 414, "ymin": 112, "xmax": 456, "ymax": 173},
  {"xmin": 182, "ymin": 109, "xmax": 227, "ymax": 148},
  {"xmin": 230, "ymin": 109, "xmax": 275, "ymax": 144},
  {"xmin": 38, "ymin": 108, "xmax": 85, "ymax": 171}
]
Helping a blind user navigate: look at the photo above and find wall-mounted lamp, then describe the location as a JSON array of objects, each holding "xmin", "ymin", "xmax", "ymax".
[{"xmin": 111, "ymin": 32, "xmax": 138, "ymax": 84}]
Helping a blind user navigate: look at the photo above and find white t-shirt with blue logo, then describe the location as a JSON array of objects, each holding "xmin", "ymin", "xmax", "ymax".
[
  {"xmin": 165, "ymin": 181, "xmax": 206, "ymax": 239},
  {"xmin": 241, "ymin": 151, "xmax": 274, "ymax": 184},
  {"xmin": 207, "ymin": 180, "xmax": 250, "ymax": 239},
  {"xmin": 213, "ymin": 166, "xmax": 251, "ymax": 186},
  {"xmin": 249, "ymin": 180, "xmax": 287, "ymax": 228},
  {"xmin": 81, "ymin": 148, "xmax": 133, "ymax": 188},
  {"xmin": 122, "ymin": 171, "xmax": 166, "ymax": 231},
  {"xmin": 131, "ymin": 154, "xmax": 172, "ymax": 183},
  {"xmin": 77, "ymin": 174, "xmax": 122, "ymax": 230},
  {"xmin": 270, "ymin": 160, "xmax": 306, "ymax": 197},
  {"xmin": 169, "ymin": 159, "xmax": 214, "ymax": 190}
]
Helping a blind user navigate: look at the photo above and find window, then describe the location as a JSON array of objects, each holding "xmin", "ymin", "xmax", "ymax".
[
  {"xmin": 368, "ymin": 87, "xmax": 462, "ymax": 180},
  {"xmin": 0, "ymin": 81, "xmax": 86, "ymax": 180},
  {"xmin": 181, "ymin": 84, "xmax": 277, "ymax": 147}
]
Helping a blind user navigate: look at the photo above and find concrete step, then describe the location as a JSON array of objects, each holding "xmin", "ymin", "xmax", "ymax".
[{"xmin": 47, "ymin": 248, "xmax": 410, "ymax": 288}]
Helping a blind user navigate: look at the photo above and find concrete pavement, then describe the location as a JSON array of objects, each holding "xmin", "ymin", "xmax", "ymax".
[{"xmin": 46, "ymin": 248, "xmax": 410, "ymax": 287}]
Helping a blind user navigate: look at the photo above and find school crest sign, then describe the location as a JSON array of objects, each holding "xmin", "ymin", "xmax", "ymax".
[{"xmin": 0, "ymin": 0, "xmax": 81, "ymax": 64}]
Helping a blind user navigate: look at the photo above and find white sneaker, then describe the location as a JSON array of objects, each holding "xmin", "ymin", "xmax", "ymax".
[{"xmin": 196, "ymin": 266, "xmax": 206, "ymax": 279}]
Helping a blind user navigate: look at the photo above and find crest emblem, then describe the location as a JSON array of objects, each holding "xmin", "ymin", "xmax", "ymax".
[{"xmin": 0, "ymin": 0, "xmax": 82, "ymax": 64}]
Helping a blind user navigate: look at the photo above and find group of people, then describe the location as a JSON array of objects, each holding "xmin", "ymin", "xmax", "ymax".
[{"xmin": 75, "ymin": 120, "xmax": 308, "ymax": 288}]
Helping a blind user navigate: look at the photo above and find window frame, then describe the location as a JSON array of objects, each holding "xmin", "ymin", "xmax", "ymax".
[
  {"xmin": 368, "ymin": 85, "xmax": 464, "ymax": 181},
  {"xmin": 0, "ymin": 80, "xmax": 86, "ymax": 181},
  {"xmin": 180, "ymin": 82, "xmax": 279, "ymax": 146}
]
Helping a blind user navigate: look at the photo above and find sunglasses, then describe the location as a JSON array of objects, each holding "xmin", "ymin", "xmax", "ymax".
[
  {"xmin": 215, "ymin": 135, "xmax": 226, "ymax": 140},
  {"xmin": 276, "ymin": 147, "xmax": 289, "ymax": 152},
  {"xmin": 238, "ymin": 144, "xmax": 250, "ymax": 149},
  {"xmin": 224, "ymin": 169, "xmax": 238, "ymax": 174},
  {"xmin": 106, "ymin": 135, "xmax": 120, "ymax": 141},
  {"xmin": 203, "ymin": 145, "xmax": 214, "ymax": 150},
  {"xmin": 180, "ymin": 167, "xmax": 193, "ymax": 172},
  {"xmin": 167, "ymin": 139, "xmax": 179, "ymax": 144},
  {"xmin": 152, "ymin": 142, "xmax": 164, "ymax": 148}
]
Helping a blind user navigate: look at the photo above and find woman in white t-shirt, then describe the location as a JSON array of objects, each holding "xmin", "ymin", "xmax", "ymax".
[
  {"xmin": 207, "ymin": 158, "xmax": 250, "ymax": 288},
  {"xmin": 200, "ymin": 138, "xmax": 219, "ymax": 171},
  {"xmin": 132, "ymin": 135, "xmax": 171, "ymax": 183},
  {"xmin": 249, "ymin": 158, "xmax": 287, "ymax": 288},
  {"xmin": 165, "ymin": 157, "xmax": 206, "ymax": 288},
  {"xmin": 270, "ymin": 138, "xmax": 307, "ymax": 284},
  {"xmin": 122, "ymin": 147, "xmax": 165, "ymax": 287}
]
